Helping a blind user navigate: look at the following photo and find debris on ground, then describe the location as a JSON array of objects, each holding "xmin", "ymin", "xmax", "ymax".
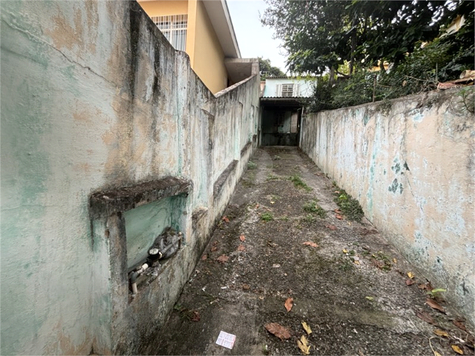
[{"xmin": 155, "ymin": 147, "xmax": 474, "ymax": 355}]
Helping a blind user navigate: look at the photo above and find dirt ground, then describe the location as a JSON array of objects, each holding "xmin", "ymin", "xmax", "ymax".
[{"xmin": 155, "ymin": 147, "xmax": 474, "ymax": 356}]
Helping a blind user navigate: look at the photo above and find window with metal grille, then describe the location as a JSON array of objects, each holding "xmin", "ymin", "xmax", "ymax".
[
  {"xmin": 281, "ymin": 84, "xmax": 294, "ymax": 97},
  {"xmin": 151, "ymin": 14, "xmax": 187, "ymax": 51}
]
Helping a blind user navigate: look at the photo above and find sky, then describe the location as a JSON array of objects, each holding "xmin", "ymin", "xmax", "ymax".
[{"xmin": 227, "ymin": 0, "xmax": 288, "ymax": 73}]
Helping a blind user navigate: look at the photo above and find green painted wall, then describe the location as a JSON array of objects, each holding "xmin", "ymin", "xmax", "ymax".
[{"xmin": 1, "ymin": 0, "xmax": 259, "ymax": 354}]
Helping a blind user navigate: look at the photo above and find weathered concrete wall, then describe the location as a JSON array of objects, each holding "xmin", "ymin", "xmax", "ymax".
[
  {"xmin": 300, "ymin": 89, "xmax": 475, "ymax": 325},
  {"xmin": 0, "ymin": 1, "xmax": 259, "ymax": 354}
]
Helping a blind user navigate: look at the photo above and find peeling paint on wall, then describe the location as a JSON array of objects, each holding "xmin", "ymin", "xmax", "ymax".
[
  {"xmin": 301, "ymin": 88, "xmax": 475, "ymax": 327},
  {"xmin": 1, "ymin": 1, "xmax": 259, "ymax": 354}
]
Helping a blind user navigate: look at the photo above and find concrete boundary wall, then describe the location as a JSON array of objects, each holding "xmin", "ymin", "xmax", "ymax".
[
  {"xmin": 1, "ymin": 1, "xmax": 259, "ymax": 354},
  {"xmin": 300, "ymin": 89, "xmax": 475, "ymax": 326}
]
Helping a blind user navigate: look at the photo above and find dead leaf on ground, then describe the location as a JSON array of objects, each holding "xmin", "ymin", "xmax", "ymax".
[
  {"xmin": 201, "ymin": 254, "xmax": 208, "ymax": 261},
  {"xmin": 265, "ymin": 323, "xmax": 291, "ymax": 340},
  {"xmin": 301, "ymin": 321, "xmax": 312, "ymax": 335},
  {"xmin": 242, "ymin": 284, "xmax": 250, "ymax": 290},
  {"xmin": 453, "ymin": 320, "xmax": 468, "ymax": 332},
  {"xmin": 434, "ymin": 329, "xmax": 449, "ymax": 337},
  {"xmin": 237, "ymin": 244, "xmax": 246, "ymax": 252},
  {"xmin": 216, "ymin": 255, "xmax": 229, "ymax": 263},
  {"xmin": 416, "ymin": 310, "xmax": 435, "ymax": 325},
  {"xmin": 406, "ymin": 279, "xmax": 415, "ymax": 286},
  {"xmin": 303, "ymin": 241, "xmax": 318, "ymax": 248},
  {"xmin": 426, "ymin": 298, "xmax": 446, "ymax": 314},
  {"xmin": 297, "ymin": 335, "xmax": 311, "ymax": 355},
  {"xmin": 418, "ymin": 281, "xmax": 434, "ymax": 291},
  {"xmin": 285, "ymin": 297, "xmax": 294, "ymax": 312},
  {"xmin": 336, "ymin": 214, "xmax": 343, "ymax": 220},
  {"xmin": 372, "ymin": 259, "xmax": 385, "ymax": 269},
  {"xmin": 361, "ymin": 228, "xmax": 378, "ymax": 235},
  {"xmin": 211, "ymin": 246, "xmax": 218, "ymax": 252},
  {"xmin": 451, "ymin": 345, "xmax": 464, "ymax": 354},
  {"xmin": 342, "ymin": 249, "xmax": 348, "ymax": 254},
  {"xmin": 325, "ymin": 224, "xmax": 337, "ymax": 230},
  {"xmin": 190, "ymin": 310, "xmax": 200, "ymax": 322},
  {"xmin": 222, "ymin": 216, "xmax": 230, "ymax": 223},
  {"xmin": 334, "ymin": 208, "xmax": 342, "ymax": 213},
  {"xmin": 407, "ymin": 271, "xmax": 415, "ymax": 279},
  {"xmin": 240, "ymin": 234, "xmax": 246, "ymax": 242}
]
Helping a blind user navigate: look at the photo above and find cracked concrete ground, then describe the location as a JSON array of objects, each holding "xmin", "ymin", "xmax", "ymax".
[{"xmin": 154, "ymin": 147, "xmax": 474, "ymax": 355}]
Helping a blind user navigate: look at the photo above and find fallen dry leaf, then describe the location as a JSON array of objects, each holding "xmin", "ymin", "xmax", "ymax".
[
  {"xmin": 190, "ymin": 310, "xmax": 200, "ymax": 322},
  {"xmin": 334, "ymin": 208, "xmax": 342, "ymax": 213},
  {"xmin": 406, "ymin": 279, "xmax": 415, "ymax": 286},
  {"xmin": 222, "ymin": 216, "xmax": 230, "ymax": 223},
  {"xmin": 301, "ymin": 321, "xmax": 312, "ymax": 335},
  {"xmin": 242, "ymin": 284, "xmax": 250, "ymax": 290},
  {"xmin": 285, "ymin": 297, "xmax": 294, "ymax": 312},
  {"xmin": 336, "ymin": 214, "xmax": 343, "ymax": 220},
  {"xmin": 240, "ymin": 234, "xmax": 246, "ymax": 242},
  {"xmin": 201, "ymin": 254, "xmax": 208, "ymax": 261},
  {"xmin": 453, "ymin": 320, "xmax": 468, "ymax": 332},
  {"xmin": 451, "ymin": 345, "xmax": 464, "ymax": 355},
  {"xmin": 416, "ymin": 310, "xmax": 435, "ymax": 325},
  {"xmin": 265, "ymin": 323, "xmax": 291, "ymax": 340},
  {"xmin": 393, "ymin": 258, "xmax": 397, "ymax": 264},
  {"xmin": 237, "ymin": 244, "xmax": 246, "ymax": 252},
  {"xmin": 434, "ymin": 329, "xmax": 449, "ymax": 337},
  {"xmin": 372, "ymin": 259, "xmax": 385, "ymax": 269},
  {"xmin": 303, "ymin": 241, "xmax": 318, "ymax": 248},
  {"xmin": 216, "ymin": 255, "xmax": 229, "ymax": 263},
  {"xmin": 418, "ymin": 281, "xmax": 434, "ymax": 291},
  {"xmin": 211, "ymin": 246, "xmax": 218, "ymax": 252},
  {"xmin": 325, "ymin": 224, "xmax": 337, "ymax": 230},
  {"xmin": 343, "ymin": 249, "xmax": 348, "ymax": 254},
  {"xmin": 426, "ymin": 298, "xmax": 446, "ymax": 314},
  {"xmin": 407, "ymin": 272, "xmax": 415, "ymax": 279},
  {"xmin": 297, "ymin": 335, "xmax": 311, "ymax": 355}
]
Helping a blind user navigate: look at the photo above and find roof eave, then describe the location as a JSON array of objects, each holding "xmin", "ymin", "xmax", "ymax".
[{"xmin": 202, "ymin": 0, "xmax": 241, "ymax": 59}]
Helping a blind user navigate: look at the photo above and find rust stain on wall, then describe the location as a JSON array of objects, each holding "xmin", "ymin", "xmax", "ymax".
[{"xmin": 44, "ymin": 2, "xmax": 98, "ymax": 54}]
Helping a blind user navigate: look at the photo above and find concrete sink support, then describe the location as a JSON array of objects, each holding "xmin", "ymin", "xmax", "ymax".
[{"xmin": 89, "ymin": 177, "xmax": 192, "ymax": 354}]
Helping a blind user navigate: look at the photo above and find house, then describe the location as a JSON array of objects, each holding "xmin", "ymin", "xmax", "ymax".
[
  {"xmin": 259, "ymin": 77, "xmax": 315, "ymax": 146},
  {"xmin": 138, "ymin": 0, "xmax": 254, "ymax": 93}
]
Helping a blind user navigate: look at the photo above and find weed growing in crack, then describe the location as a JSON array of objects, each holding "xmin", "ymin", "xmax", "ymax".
[
  {"xmin": 332, "ymin": 185, "xmax": 364, "ymax": 222},
  {"xmin": 289, "ymin": 174, "xmax": 312, "ymax": 191},
  {"xmin": 303, "ymin": 200, "xmax": 327, "ymax": 218},
  {"xmin": 302, "ymin": 214, "xmax": 316, "ymax": 224},
  {"xmin": 371, "ymin": 251, "xmax": 392, "ymax": 271},
  {"xmin": 267, "ymin": 174, "xmax": 280, "ymax": 181},
  {"xmin": 261, "ymin": 212, "xmax": 274, "ymax": 222},
  {"xmin": 337, "ymin": 255, "xmax": 354, "ymax": 271},
  {"xmin": 247, "ymin": 161, "xmax": 258, "ymax": 170}
]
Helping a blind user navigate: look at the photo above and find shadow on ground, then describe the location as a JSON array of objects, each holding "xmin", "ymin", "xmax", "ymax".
[{"xmin": 155, "ymin": 147, "xmax": 474, "ymax": 355}]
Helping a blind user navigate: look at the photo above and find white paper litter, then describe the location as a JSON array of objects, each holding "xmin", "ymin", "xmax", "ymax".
[{"xmin": 216, "ymin": 331, "xmax": 236, "ymax": 349}]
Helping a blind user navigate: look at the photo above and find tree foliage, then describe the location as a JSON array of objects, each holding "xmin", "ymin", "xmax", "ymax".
[
  {"xmin": 262, "ymin": 0, "xmax": 471, "ymax": 75},
  {"xmin": 262, "ymin": 0, "xmax": 474, "ymax": 111},
  {"xmin": 258, "ymin": 57, "xmax": 285, "ymax": 79}
]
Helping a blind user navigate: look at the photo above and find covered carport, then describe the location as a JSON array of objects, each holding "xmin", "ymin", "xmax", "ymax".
[{"xmin": 259, "ymin": 97, "xmax": 308, "ymax": 146}]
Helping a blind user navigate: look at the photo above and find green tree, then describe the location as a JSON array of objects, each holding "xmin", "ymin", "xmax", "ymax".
[
  {"xmin": 262, "ymin": 0, "xmax": 467, "ymax": 76},
  {"xmin": 258, "ymin": 57, "xmax": 285, "ymax": 79}
]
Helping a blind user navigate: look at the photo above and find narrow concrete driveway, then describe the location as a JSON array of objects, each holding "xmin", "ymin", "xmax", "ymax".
[{"xmin": 155, "ymin": 147, "xmax": 473, "ymax": 355}]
